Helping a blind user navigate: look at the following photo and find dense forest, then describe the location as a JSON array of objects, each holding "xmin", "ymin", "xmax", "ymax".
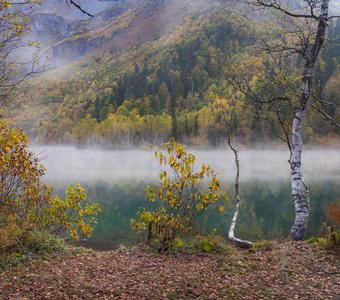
[{"xmin": 10, "ymin": 0, "xmax": 340, "ymax": 148}]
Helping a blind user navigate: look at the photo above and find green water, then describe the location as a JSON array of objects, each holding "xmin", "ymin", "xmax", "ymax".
[
  {"xmin": 76, "ymin": 179, "xmax": 338, "ymax": 249},
  {"xmin": 32, "ymin": 146, "xmax": 340, "ymax": 250}
]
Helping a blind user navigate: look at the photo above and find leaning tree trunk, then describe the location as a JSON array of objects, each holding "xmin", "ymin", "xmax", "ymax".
[
  {"xmin": 227, "ymin": 140, "xmax": 253, "ymax": 248},
  {"xmin": 290, "ymin": 0, "xmax": 329, "ymax": 240}
]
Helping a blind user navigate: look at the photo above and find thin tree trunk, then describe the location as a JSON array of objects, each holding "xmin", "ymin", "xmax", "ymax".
[
  {"xmin": 290, "ymin": 0, "xmax": 329, "ymax": 240},
  {"xmin": 227, "ymin": 140, "xmax": 253, "ymax": 248}
]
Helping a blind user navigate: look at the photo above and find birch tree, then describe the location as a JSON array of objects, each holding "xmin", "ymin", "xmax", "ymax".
[
  {"xmin": 211, "ymin": 95, "xmax": 253, "ymax": 248},
  {"xmin": 236, "ymin": 0, "xmax": 340, "ymax": 240}
]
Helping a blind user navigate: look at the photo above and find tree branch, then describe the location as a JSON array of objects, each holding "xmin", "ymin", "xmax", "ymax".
[
  {"xmin": 310, "ymin": 102, "xmax": 340, "ymax": 129},
  {"xmin": 250, "ymin": 0, "xmax": 319, "ymax": 19},
  {"xmin": 328, "ymin": 16, "xmax": 340, "ymax": 20},
  {"xmin": 65, "ymin": 0, "xmax": 94, "ymax": 17}
]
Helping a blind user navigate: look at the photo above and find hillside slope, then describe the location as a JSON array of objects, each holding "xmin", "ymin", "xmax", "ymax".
[{"xmin": 9, "ymin": 0, "xmax": 340, "ymax": 147}]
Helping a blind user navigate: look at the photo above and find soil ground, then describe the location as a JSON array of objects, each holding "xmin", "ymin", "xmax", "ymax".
[{"xmin": 0, "ymin": 241, "xmax": 339, "ymax": 299}]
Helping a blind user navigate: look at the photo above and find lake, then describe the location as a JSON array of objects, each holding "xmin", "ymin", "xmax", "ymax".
[{"xmin": 31, "ymin": 146, "xmax": 340, "ymax": 249}]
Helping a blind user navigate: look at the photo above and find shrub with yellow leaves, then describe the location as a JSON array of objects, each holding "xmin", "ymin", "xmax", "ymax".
[
  {"xmin": 0, "ymin": 121, "xmax": 100, "ymax": 252},
  {"xmin": 131, "ymin": 139, "xmax": 228, "ymax": 252},
  {"xmin": 41, "ymin": 184, "xmax": 101, "ymax": 242}
]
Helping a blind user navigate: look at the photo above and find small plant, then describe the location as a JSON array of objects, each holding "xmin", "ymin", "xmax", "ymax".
[
  {"xmin": 8, "ymin": 252, "xmax": 27, "ymax": 267},
  {"xmin": 201, "ymin": 238, "xmax": 214, "ymax": 252},
  {"xmin": 25, "ymin": 230, "xmax": 66, "ymax": 254},
  {"xmin": 307, "ymin": 236, "xmax": 327, "ymax": 246},
  {"xmin": 307, "ymin": 225, "xmax": 339, "ymax": 249},
  {"xmin": 167, "ymin": 291, "xmax": 177, "ymax": 299},
  {"xmin": 254, "ymin": 240, "xmax": 273, "ymax": 251},
  {"xmin": 327, "ymin": 202, "xmax": 340, "ymax": 224},
  {"xmin": 131, "ymin": 139, "xmax": 227, "ymax": 252},
  {"xmin": 307, "ymin": 201, "xmax": 340, "ymax": 249},
  {"xmin": 172, "ymin": 235, "xmax": 234, "ymax": 254},
  {"xmin": 325, "ymin": 226, "xmax": 340, "ymax": 248},
  {"xmin": 325, "ymin": 201, "xmax": 340, "ymax": 249}
]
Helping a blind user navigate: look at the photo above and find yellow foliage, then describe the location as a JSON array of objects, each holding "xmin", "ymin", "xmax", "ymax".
[
  {"xmin": 0, "ymin": 121, "xmax": 100, "ymax": 251},
  {"xmin": 132, "ymin": 139, "xmax": 228, "ymax": 252}
]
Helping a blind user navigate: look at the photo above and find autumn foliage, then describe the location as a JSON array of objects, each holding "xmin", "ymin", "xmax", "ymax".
[
  {"xmin": 0, "ymin": 121, "xmax": 100, "ymax": 252},
  {"xmin": 132, "ymin": 139, "xmax": 227, "ymax": 252},
  {"xmin": 327, "ymin": 201, "xmax": 340, "ymax": 225}
]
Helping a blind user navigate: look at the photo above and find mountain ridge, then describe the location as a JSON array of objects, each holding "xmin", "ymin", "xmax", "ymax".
[{"xmin": 8, "ymin": 0, "xmax": 340, "ymax": 147}]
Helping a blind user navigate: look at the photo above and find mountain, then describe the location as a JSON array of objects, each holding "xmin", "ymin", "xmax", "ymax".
[
  {"xmin": 28, "ymin": 0, "xmax": 219, "ymax": 67},
  {"xmin": 28, "ymin": 0, "xmax": 141, "ymax": 66},
  {"xmin": 8, "ymin": 0, "xmax": 340, "ymax": 147},
  {"xmin": 30, "ymin": 0, "xmax": 120, "ymax": 20}
]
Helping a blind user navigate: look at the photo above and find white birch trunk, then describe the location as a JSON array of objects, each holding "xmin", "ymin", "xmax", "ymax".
[
  {"xmin": 228, "ymin": 142, "xmax": 253, "ymax": 248},
  {"xmin": 290, "ymin": 0, "xmax": 329, "ymax": 240}
]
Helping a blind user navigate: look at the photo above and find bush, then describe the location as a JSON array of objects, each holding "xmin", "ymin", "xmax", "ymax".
[
  {"xmin": 307, "ymin": 227, "xmax": 340, "ymax": 249},
  {"xmin": 25, "ymin": 231, "xmax": 66, "ymax": 255},
  {"xmin": 325, "ymin": 201, "xmax": 340, "ymax": 249},
  {"xmin": 324, "ymin": 226, "xmax": 340, "ymax": 249},
  {"xmin": 0, "ymin": 121, "xmax": 101, "ymax": 254},
  {"xmin": 304, "ymin": 203, "xmax": 340, "ymax": 249},
  {"xmin": 131, "ymin": 139, "xmax": 227, "ymax": 252},
  {"xmin": 0, "ymin": 122, "xmax": 51, "ymax": 250},
  {"xmin": 254, "ymin": 240, "xmax": 273, "ymax": 251},
  {"xmin": 171, "ymin": 235, "xmax": 234, "ymax": 254},
  {"xmin": 327, "ymin": 202, "xmax": 340, "ymax": 225},
  {"xmin": 40, "ymin": 184, "xmax": 101, "ymax": 242}
]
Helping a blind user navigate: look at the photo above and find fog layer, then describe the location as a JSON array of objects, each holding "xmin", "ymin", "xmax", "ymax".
[{"xmin": 30, "ymin": 146, "xmax": 340, "ymax": 185}]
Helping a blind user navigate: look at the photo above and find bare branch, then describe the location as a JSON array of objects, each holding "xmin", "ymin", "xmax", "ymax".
[
  {"xmin": 276, "ymin": 109, "xmax": 292, "ymax": 156},
  {"xmin": 328, "ymin": 15, "xmax": 340, "ymax": 20},
  {"xmin": 249, "ymin": 0, "xmax": 319, "ymax": 19},
  {"xmin": 310, "ymin": 102, "xmax": 340, "ymax": 128},
  {"xmin": 65, "ymin": 0, "xmax": 94, "ymax": 17}
]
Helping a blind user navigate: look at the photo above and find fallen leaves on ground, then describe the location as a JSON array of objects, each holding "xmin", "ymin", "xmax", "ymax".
[{"xmin": 0, "ymin": 241, "xmax": 339, "ymax": 299}]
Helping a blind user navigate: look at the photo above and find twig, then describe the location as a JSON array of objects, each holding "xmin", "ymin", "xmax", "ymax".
[{"xmin": 66, "ymin": 0, "xmax": 94, "ymax": 17}]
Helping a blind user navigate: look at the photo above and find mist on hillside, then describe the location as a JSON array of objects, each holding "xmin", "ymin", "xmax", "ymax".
[
  {"xmin": 10, "ymin": 0, "xmax": 340, "ymax": 148},
  {"xmin": 30, "ymin": 0, "xmax": 118, "ymax": 20},
  {"xmin": 25, "ymin": 0, "xmax": 214, "ymax": 67},
  {"xmin": 30, "ymin": 146, "xmax": 340, "ymax": 185}
]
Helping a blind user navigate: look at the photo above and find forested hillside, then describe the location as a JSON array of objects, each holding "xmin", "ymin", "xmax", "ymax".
[{"xmin": 9, "ymin": 0, "xmax": 340, "ymax": 147}]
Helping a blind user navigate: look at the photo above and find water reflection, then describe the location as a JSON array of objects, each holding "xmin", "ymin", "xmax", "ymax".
[
  {"xmin": 31, "ymin": 147, "xmax": 340, "ymax": 249},
  {"xmin": 53, "ymin": 179, "xmax": 338, "ymax": 250}
]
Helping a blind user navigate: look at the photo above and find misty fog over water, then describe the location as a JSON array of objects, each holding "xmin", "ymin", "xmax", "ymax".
[
  {"xmin": 28, "ymin": 145, "xmax": 340, "ymax": 248},
  {"xmin": 31, "ymin": 146, "xmax": 340, "ymax": 185}
]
